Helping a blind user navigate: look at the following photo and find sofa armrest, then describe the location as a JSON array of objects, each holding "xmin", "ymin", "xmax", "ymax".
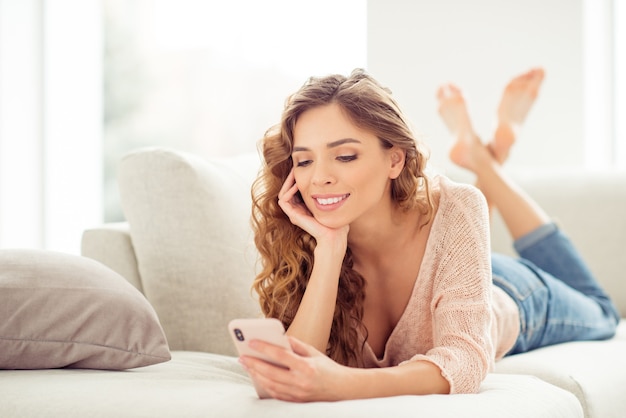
[{"xmin": 81, "ymin": 222, "xmax": 143, "ymax": 293}]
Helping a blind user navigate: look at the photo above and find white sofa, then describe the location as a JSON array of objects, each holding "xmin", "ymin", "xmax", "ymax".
[{"xmin": 1, "ymin": 147, "xmax": 624, "ymax": 418}]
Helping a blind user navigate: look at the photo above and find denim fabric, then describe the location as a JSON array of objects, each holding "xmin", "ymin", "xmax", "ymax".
[{"xmin": 492, "ymin": 223, "xmax": 620, "ymax": 356}]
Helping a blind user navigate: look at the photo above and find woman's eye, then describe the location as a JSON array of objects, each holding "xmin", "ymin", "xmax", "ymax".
[
  {"xmin": 337, "ymin": 155, "xmax": 357, "ymax": 162},
  {"xmin": 296, "ymin": 160, "xmax": 312, "ymax": 167}
]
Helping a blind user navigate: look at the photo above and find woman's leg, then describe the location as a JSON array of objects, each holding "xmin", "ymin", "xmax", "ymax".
[
  {"xmin": 437, "ymin": 79, "xmax": 619, "ymax": 352},
  {"xmin": 436, "ymin": 82, "xmax": 549, "ymax": 239},
  {"xmin": 437, "ymin": 68, "xmax": 545, "ymax": 217},
  {"xmin": 492, "ymin": 251, "xmax": 618, "ymax": 355},
  {"xmin": 437, "ymin": 77, "xmax": 617, "ymax": 298},
  {"xmin": 489, "ymin": 67, "xmax": 545, "ymax": 164}
]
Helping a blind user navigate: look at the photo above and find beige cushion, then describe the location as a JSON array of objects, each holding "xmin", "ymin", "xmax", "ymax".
[
  {"xmin": 0, "ymin": 351, "xmax": 582, "ymax": 418},
  {"xmin": 0, "ymin": 249, "xmax": 171, "ymax": 370},
  {"xmin": 496, "ymin": 322, "xmax": 626, "ymax": 418},
  {"xmin": 118, "ymin": 148, "xmax": 262, "ymax": 355},
  {"xmin": 447, "ymin": 167, "xmax": 626, "ymax": 317}
]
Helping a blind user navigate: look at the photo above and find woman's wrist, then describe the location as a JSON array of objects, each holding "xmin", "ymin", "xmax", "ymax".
[
  {"xmin": 313, "ymin": 236, "xmax": 347, "ymax": 259},
  {"xmin": 340, "ymin": 361, "xmax": 450, "ymax": 399}
]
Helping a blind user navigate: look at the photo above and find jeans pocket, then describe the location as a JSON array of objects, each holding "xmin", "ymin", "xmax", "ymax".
[{"xmin": 492, "ymin": 254, "xmax": 550, "ymax": 352}]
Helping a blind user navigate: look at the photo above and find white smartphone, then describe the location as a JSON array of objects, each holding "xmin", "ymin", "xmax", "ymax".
[{"xmin": 228, "ymin": 318, "xmax": 293, "ymax": 398}]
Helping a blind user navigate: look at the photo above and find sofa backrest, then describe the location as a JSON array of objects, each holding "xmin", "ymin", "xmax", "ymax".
[
  {"xmin": 490, "ymin": 170, "xmax": 626, "ymax": 317},
  {"xmin": 118, "ymin": 148, "xmax": 626, "ymax": 356}
]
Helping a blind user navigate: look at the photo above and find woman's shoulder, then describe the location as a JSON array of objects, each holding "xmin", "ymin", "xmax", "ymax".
[
  {"xmin": 427, "ymin": 175, "xmax": 490, "ymax": 237},
  {"xmin": 431, "ymin": 174, "xmax": 487, "ymax": 209}
]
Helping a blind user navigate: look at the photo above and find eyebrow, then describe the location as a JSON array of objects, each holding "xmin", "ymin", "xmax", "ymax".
[{"xmin": 292, "ymin": 138, "xmax": 362, "ymax": 153}]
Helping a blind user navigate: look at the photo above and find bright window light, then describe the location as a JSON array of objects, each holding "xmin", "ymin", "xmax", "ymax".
[
  {"xmin": 152, "ymin": 0, "xmax": 367, "ymax": 78},
  {"xmin": 615, "ymin": 0, "xmax": 625, "ymax": 168},
  {"xmin": 103, "ymin": 0, "xmax": 367, "ymax": 221}
]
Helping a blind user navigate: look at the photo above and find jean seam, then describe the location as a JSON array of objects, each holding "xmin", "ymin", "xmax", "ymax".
[
  {"xmin": 546, "ymin": 317, "xmax": 617, "ymax": 329},
  {"xmin": 492, "ymin": 272, "xmax": 542, "ymax": 300},
  {"xmin": 513, "ymin": 222, "xmax": 558, "ymax": 255}
]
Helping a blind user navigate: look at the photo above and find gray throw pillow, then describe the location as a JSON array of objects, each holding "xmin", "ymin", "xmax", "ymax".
[{"xmin": 0, "ymin": 249, "xmax": 171, "ymax": 370}]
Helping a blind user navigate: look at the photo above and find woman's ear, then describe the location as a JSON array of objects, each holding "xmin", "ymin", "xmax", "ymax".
[{"xmin": 389, "ymin": 148, "xmax": 405, "ymax": 179}]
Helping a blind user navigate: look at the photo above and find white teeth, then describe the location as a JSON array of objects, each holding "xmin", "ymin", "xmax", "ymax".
[{"xmin": 316, "ymin": 195, "xmax": 347, "ymax": 205}]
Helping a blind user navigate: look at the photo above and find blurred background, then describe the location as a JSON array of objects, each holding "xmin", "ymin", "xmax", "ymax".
[{"xmin": 0, "ymin": 0, "xmax": 624, "ymax": 254}]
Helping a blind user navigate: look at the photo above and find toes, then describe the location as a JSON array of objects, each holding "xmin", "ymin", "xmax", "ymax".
[
  {"xmin": 508, "ymin": 67, "xmax": 545, "ymax": 93},
  {"xmin": 437, "ymin": 84, "xmax": 451, "ymax": 100},
  {"xmin": 437, "ymin": 84, "xmax": 462, "ymax": 100},
  {"xmin": 528, "ymin": 68, "xmax": 545, "ymax": 91}
]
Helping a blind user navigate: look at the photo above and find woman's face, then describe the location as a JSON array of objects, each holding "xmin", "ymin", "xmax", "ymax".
[{"xmin": 291, "ymin": 103, "xmax": 404, "ymax": 229}]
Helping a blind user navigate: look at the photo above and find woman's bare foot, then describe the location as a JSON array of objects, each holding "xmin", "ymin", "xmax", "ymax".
[
  {"xmin": 437, "ymin": 83, "xmax": 493, "ymax": 172},
  {"xmin": 490, "ymin": 67, "xmax": 545, "ymax": 163}
]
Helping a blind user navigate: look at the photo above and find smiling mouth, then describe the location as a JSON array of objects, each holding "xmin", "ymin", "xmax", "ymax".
[{"xmin": 315, "ymin": 194, "xmax": 350, "ymax": 206}]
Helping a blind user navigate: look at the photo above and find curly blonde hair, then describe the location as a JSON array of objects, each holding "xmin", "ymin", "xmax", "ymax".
[{"xmin": 251, "ymin": 69, "xmax": 433, "ymax": 366}]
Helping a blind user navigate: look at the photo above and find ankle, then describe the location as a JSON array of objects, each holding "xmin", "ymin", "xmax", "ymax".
[
  {"xmin": 471, "ymin": 152, "xmax": 501, "ymax": 182},
  {"xmin": 490, "ymin": 123, "xmax": 517, "ymax": 164}
]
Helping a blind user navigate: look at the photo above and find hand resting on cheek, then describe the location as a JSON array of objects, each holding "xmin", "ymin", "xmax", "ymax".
[{"xmin": 277, "ymin": 168, "xmax": 349, "ymax": 248}]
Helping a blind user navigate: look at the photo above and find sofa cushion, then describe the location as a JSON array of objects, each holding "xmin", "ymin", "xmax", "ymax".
[
  {"xmin": 0, "ymin": 249, "xmax": 171, "ymax": 370},
  {"xmin": 0, "ymin": 351, "xmax": 583, "ymax": 418},
  {"xmin": 118, "ymin": 148, "xmax": 262, "ymax": 355},
  {"xmin": 495, "ymin": 322, "xmax": 626, "ymax": 418}
]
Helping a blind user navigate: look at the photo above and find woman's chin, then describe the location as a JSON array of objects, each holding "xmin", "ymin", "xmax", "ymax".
[{"xmin": 315, "ymin": 216, "xmax": 349, "ymax": 230}]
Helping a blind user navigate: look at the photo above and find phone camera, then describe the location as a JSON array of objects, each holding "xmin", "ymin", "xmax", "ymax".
[{"xmin": 234, "ymin": 328, "xmax": 245, "ymax": 341}]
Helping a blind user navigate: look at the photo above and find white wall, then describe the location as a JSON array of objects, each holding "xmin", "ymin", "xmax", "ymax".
[
  {"xmin": 0, "ymin": 0, "xmax": 614, "ymax": 253},
  {"xmin": 367, "ymin": 0, "xmax": 584, "ymax": 175},
  {"xmin": 0, "ymin": 0, "xmax": 44, "ymax": 248},
  {"xmin": 0, "ymin": 0, "xmax": 102, "ymax": 254},
  {"xmin": 42, "ymin": 0, "xmax": 103, "ymax": 253}
]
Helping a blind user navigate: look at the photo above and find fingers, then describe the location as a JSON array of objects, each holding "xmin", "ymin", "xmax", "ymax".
[
  {"xmin": 249, "ymin": 339, "xmax": 301, "ymax": 367},
  {"xmin": 245, "ymin": 366, "xmax": 303, "ymax": 402},
  {"xmin": 278, "ymin": 169, "xmax": 297, "ymax": 201},
  {"xmin": 239, "ymin": 340, "xmax": 300, "ymax": 393},
  {"xmin": 242, "ymin": 358, "xmax": 301, "ymax": 401},
  {"xmin": 240, "ymin": 338, "xmax": 316, "ymax": 383},
  {"xmin": 239, "ymin": 339, "xmax": 319, "ymax": 402},
  {"xmin": 277, "ymin": 169, "xmax": 303, "ymax": 220},
  {"xmin": 277, "ymin": 169, "xmax": 315, "ymax": 230},
  {"xmin": 288, "ymin": 336, "xmax": 319, "ymax": 357}
]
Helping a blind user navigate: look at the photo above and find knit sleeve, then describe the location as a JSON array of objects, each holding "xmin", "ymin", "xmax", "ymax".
[{"xmin": 402, "ymin": 182, "xmax": 494, "ymax": 394}]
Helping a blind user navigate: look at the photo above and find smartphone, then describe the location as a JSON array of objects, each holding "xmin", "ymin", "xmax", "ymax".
[{"xmin": 228, "ymin": 318, "xmax": 293, "ymax": 398}]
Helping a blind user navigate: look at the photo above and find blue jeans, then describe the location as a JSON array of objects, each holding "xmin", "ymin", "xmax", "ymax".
[{"xmin": 492, "ymin": 223, "xmax": 620, "ymax": 356}]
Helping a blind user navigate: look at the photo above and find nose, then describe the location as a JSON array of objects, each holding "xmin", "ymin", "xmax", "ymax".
[{"xmin": 311, "ymin": 161, "xmax": 335, "ymax": 186}]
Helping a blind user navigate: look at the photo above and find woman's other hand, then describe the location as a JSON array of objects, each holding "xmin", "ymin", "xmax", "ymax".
[
  {"xmin": 239, "ymin": 336, "xmax": 351, "ymax": 402},
  {"xmin": 278, "ymin": 169, "xmax": 349, "ymax": 250}
]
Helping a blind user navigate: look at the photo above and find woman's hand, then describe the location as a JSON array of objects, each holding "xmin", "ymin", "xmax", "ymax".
[
  {"xmin": 239, "ymin": 336, "xmax": 452, "ymax": 401},
  {"xmin": 277, "ymin": 168, "xmax": 349, "ymax": 249},
  {"xmin": 239, "ymin": 336, "xmax": 351, "ymax": 402}
]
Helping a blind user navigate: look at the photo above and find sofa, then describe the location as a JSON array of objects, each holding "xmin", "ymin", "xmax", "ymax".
[{"xmin": 1, "ymin": 147, "xmax": 624, "ymax": 418}]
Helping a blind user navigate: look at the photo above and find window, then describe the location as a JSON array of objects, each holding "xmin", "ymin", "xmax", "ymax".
[
  {"xmin": 103, "ymin": 0, "xmax": 367, "ymax": 221},
  {"xmin": 0, "ymin": 0, "xmax": 101, "ymax": 253},
  {"xmin": 2, "ymin": 0, "xmax": 622, "ymax": 253},
  {"xmin": 583, "ymin": 0, "xmax": 626, "ymax": 170},
  {"xmin": 615, "ymin": 0, "xmax": 625, "ymax": 167}
]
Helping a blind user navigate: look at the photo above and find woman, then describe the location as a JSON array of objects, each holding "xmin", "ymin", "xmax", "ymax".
[{"xmin": 243, "ymin": 68, "xmax": 619, "ymax": 401}]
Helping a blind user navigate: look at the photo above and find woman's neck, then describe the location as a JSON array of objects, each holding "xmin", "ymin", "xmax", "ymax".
[{"xmin": 348, "ymin": 206, "xmax": 423, "ymax": 267}]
